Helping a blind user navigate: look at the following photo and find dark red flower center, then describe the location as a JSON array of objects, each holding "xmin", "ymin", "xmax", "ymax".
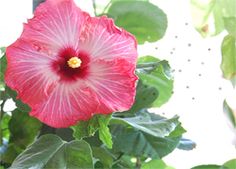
[{"xmin": 52, "ymin": 47, "xmax": 90, "ymax": 82}]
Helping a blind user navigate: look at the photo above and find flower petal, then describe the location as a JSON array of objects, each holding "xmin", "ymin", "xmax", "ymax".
[
  {"xmin": 5, "ymin": 39, "xmax": 59, "ymax": 106},
  {"xmin": 79, "ymin": 16, "xmax": 137, "ymax": 63},
  {"xmin": 22, "ymin": 0, "xmax": 88, "ymax": 52},
  {"xmin": 30, "ymin": 83, "xmax": 99, "ymax": 128},
  {"xmin": 87, "ymin": 59, "xmax": 138, "ymax": 113}
]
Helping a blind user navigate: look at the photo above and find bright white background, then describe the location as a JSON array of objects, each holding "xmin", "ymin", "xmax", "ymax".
[{"xmin": 0, "ymin": 0, "xmax": 235, "ymax": 169}]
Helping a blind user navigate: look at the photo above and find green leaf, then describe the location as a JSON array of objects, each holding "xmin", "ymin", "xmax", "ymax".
[
  {"xmin": 92, "ymin": 147, "xmax": 113, "ymax": 168},
  {"xmin": 107, "ymin": 1, "xmax": 167, "ymax": 44},
  {"xmin": 137, "ymin": 56, "xmax": 173, "ymax": 107},
  {"xmin": 5, "ymin": 86, "xmax": 31, "ymax": 112},
  {"xmin": 177, "ymin": 138, "xmax": 196, "ymax": 150},
  {"xmin": 110, "ymin": 112, "xmax": 183, "ymax": 158},
  {"xmin": 118, "ymin": 81, "xmax": 158, "ymax": 117},
  {"xmin": 223, "ymin": 159, "xmax": 236, "ymax": 169},
  {"xmin": 191, "ymin": 165, "xmax": 227, "ymax": 169},
  {"xmin": 142, "ymin": 159, "xmax": 174, "ymax": 169},
  {"xmin": 223, "ymin": 100, "xmax": 236, "ymax": 128},
  {"xmin": 220, "ymin": 35, "xmax": 236, "ymax": 85},
  {"xmin": 191, "ymin": 0, "xmax": 236, "ymax": 37},
  {"xmin": 72, "ymin": 114, "xmax": 112, "ymax": 148},
  {"xmin": 111, "ymin": 112, "xmax": 183, "ymax": 138},
  {"xmin": 224, "ymin": 17, "xmax": 236, "ymax": 37},
  {"xmin": 9, "ymin": 134, "xmax": 94, "ymax": 169},
  {"xmin": 9, "ymin": 109, "xmax": 42, "ymax": 149},
  {"xmin": 97, "ymin": 115, "xmax": 113, "ymax": 149},
  {"xmin": 111, "ymin": 124, "xmax": 180, "ymax": 159},
  {"xmin": 0, "ymin": 49, "xmax": 6, "ymax": 92}
]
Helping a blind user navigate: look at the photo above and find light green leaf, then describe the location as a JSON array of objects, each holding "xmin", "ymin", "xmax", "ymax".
[
  {"xmin": 220, "ymin": 35, "xmax": 236, "ymax": 85},
  {"xmin": 98, "ymin": 115, "xmax": 113, "ymax": 149},
  {"xmin": 142, "ymin": 159, "xmax": 174, "ymax": 169},
  {"xmin": 224, "ymin": 17, "xmax": 236, "ymax": 37},
  {"xmin": 10, "ymin": 134, "xmax": 94, "ymax": 169},
  {"xmin": 0, "ymin": 50, "xmax": 6, "ymax": 91},
  {"xmin": 108, "ymin": 1, "xmax": 167, "ymax": 44},
  {"xmin": 223, "ymin": 100, "xmax": 236, "ymax": 128},
  {"xmin": 137, "ymin": 56, "xmax": 173, "ymax": 107},
  {"xmin": 72, "ymin": 114, "xmax": 112, "ymax": 148},
  {"xmin": 111, "ymin": 113, "xmax": 183, "ymax": 138},
  {"xmin": 223, "ymin": 159, "xmax": 236, "ymax": 169},
  {"xmin": 191, "ymin": 165, "xmax": 227, "ymax": 169},
  {"xmin": 191, "ymin": 0, "xmax": 236, "ymax": 37}
]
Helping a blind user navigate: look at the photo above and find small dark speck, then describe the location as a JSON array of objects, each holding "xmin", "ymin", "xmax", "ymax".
[
  {"xmin": 155, "ymin": 47, "xmax": 158, "ymax": 50},
  {"xmin": 188, "ymin": 43, "xmax": 191, "ymax": 47},
  {"xmin": 198, "ymin": 73, "xmax": 202, "ymax": 77},
  {"xmin": 171, "ymin": 91, "xmax": 174, "ymax": 94},
  {"xmin": 187, "ymin": 59, "xmax": 191, "ymax": 62},
  {"xmin": 172, "ymin": 69, "xmax": 175, "ymax": 73},
  {"xmin": 201, "ymin": 62, "xmax": 204, "ymax": 65},
  {"xmin": 218, "ymin": 87, "xmax": 222, "ymax": 90},
  {"xmin": 178, "ymin": 69, "xmax": 182, "ymax": 72},
  {"xmin": 186, "ymin": 86, "xmax": 190, "ymax": 89},
  {"xmin": 172, "ymin": 48, "xmax": 175, "ymax": 51},
  {"xmin": 162, "ymin": 112, "xmax": 165, "ymax": 115},
  {"xmin": 175, "ymin": 35, "xmax": 178, "ymax": 39},
  {"xmin": 152, "ymin": 92, "xmax": 156, "ymax": 96},
  {"xmin": 208, "ymin": 48, "xmax": 211, "ymax": 51},
  {"xmin": 185, "ymin": 22, "xmax": 189, "ymax": 26},
  {"xmin": 170, "ymin": 51, "xmax": 173, "ymax": 55},
  {"xmin": 192, "ymin": 97, "xmax": 195, "ymax": 100}
]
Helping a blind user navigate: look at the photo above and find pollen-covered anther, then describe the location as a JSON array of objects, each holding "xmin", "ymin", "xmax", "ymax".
[{"xmin": 67, "ymin": 57, "xmax": 82, "ymax": 68}]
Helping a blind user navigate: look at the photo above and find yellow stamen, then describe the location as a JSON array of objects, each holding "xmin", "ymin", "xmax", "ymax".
[{"xmin": 67, "ymin": 57, "xmax": 82, "ymax": 68}]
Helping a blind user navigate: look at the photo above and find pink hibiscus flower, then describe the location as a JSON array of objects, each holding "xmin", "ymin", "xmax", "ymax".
[{"xmin": 5, "ymin": 0, "xmax": 138, "ymax": 128}]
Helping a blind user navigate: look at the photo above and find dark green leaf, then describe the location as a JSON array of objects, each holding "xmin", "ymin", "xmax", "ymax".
[
  {"xmin": 223, "ymin": 159, "xmax": 236, "ymax": 169},
  {"xmin": 5, "ymin": 86, "xmax": 31, "ymax": 112},
  {"xmin": 191, "ymin": 165, "xmax": 227, "ymax": 169},
  {"xmin": 1, "ymin": 143, "xmax": 22, "ymax": 164},
  {"xmin": 220, "ymin": 35, "xmax": 236, "ymax": 86},
  {"xmin": 92, "ymin": 147, "xmax": 113, "ymax": 168},
  {"xmin": 108, "ymin": 1, "xmax": 167, "ymax": 44},
  {"xmin": 111, "ymin": 124, "xmax": 180, "ymax": 159},
  {"xmin": 224, "ymin": 17, "xmax": 236, "ymax": 37},
  {"xmin": 142, "ymin": 159, "xmax": 174, "ymax": 169},
  {"xmin": 9, "ymin": 109, "xmax": 42, "ymax": 149},
  {"xmin": 110, "ymin": 112, "xmax": 183, "ymax": 158},
  {"xmin": 72, "ymin": 114, "xmax": 112, "ymax": 148},
  {"xmin": 223, "ymin": 100, "xmax": 236, "ymax": 128},
  {"xmin": 118, "ymin": 81, "xmax": 158, "ymax": 117},
  {"xmin": 137, "ymin": 56, "xmax": 173, "ymax": 107},
  {"xmin": 10, "ymin": 134, "xmax": 94, "ymax": 169}
]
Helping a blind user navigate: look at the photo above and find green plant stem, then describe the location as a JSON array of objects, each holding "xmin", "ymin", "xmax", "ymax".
[
  {"xmin": 101, "ymin": 1, "xmax": 111, "ymax": 14},
  {"xmin": 136, "ymin": 157, "xmax": 141, "ymax": 169},
  {"xmin": 0, "ymin": 99, "xmax": 6, "ymax": 120},
  {"xmin": 92, "ymin": 0, "xmax": 98, "ymax": 16},
  {"xmin": 112, "ymin": 153, "xmax": 124, "ymax": 165}
]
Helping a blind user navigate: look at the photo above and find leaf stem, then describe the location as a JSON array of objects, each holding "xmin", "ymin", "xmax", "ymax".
[{"xmin": 92, "ymin": 0, "xmax": 98, "ymax": 16}]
